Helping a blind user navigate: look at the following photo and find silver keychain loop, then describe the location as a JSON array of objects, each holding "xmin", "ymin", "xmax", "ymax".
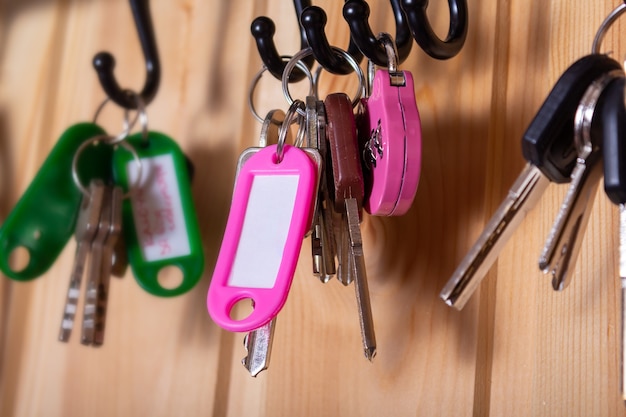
[
  {"xmin": 259, "ymin": 109, "xmax": 285, "ymax": 148},
  {"xmin": 249, "ymin": 57, "xmax": 315, "ymax": 123},
  {"xmin": 276, "ymin": 99, "xmax": 304, "ymax": 163},
  {"xmin": 72, "ymin": 135, "xmax": 143, "ymax": 199},
  {"xmin": 573, "ymin": 69, "xmax": 624, "ymax": 158},
  {"xmin": 92, "ymin": 91, "xmax": 147, "ymax": 144},
  {"xmin": 378, "ymin": 32, "xmax": 399, "ymax": 73},
  {"xmin": 592, "ymin": 2, "xmax": 626, "ymax": 54},
  {"xmin": 366, "ymin": 59, "xmax": 376, "ymax": 97},
  {"xmin": 283, "ymin": 46, "xmax": 366, "ymax": 109},
  {"xmin": 377, "ymin": 32, "xmax": 405, "ymax": 86}
]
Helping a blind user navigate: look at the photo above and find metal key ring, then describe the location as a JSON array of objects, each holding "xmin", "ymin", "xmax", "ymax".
[
  {"xmin": 573, "ymin": 69, "xmax": 624, "ymax": 158},
  {"xmin": 72, "ymin": 134, "xmax": 142, "ymax": 199},
  {"xmin": 377, "ymin": 32, "xmax": 399, "ymax": 73},
  {"xmin": 92, "ymin": 91, "xmax": 147, "ymax": 144},
  {"xmin": 259, "ymin": 109, "xmax": 285, "ymax": 148},
  {"xmin": 249, "ymin": 56, "xmax": 315, "ymax": 123},
  {"xmin": 592, "ymin": 2, "xmax": 626, "ymax": 54},
  {"xmin": 276, "ymin": 100, "xmax": 304, "ymax": 163},
  {"xmin": 378, "ymin": 32, "xmax": 406, "ymax": 86},
  {"xmin": 283, "ymin": 46, "xmax": 365, "ymax": 109}
]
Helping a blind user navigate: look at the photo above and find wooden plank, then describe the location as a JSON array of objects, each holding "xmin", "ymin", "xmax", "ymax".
[
  {"xmin": 2, "ymin": 0, "xmax": 625, "ymax": 415},
  {"xmin": 488, "ymin": 1, "xmax": 626, "ymax": 416}
]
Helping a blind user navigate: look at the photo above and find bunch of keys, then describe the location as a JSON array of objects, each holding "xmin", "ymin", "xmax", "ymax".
[
  {"xmin": 439, "ymin": 52, "xmax": 625, "ymax": 309},
  {"xmin": 439, "ymin": 3, "xmax": 626, "ymax": 403},
  {"xmin": 283, "ymin": 46, "xmax": 378, "ymax": 361},
  {"xmin": 59, "ymin": 176, "xmax": 124, "ymax": 346},
  {"xmin": 206, "ymin": 100, "xmax": 320, "ymax": 373},
  {"xmin": 0, "ymin": 94, "xmax": 204, "ymax": 346}
]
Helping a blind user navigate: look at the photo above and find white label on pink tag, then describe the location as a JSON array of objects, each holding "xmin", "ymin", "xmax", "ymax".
[
  {"xmin": 127, "ymin": 154, "xmax": 191, "ymax": 261},
  {"xmin": 227, "ymin": 175, "xmax": 299, "ymax": 288}
]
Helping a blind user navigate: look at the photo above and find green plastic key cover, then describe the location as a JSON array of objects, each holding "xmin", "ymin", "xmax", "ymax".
[
  {"xmin": 112, "ymin": 131, "xmax": 204, "ymax": 297},
  {"xmin": 0, "ymin": 123, "xmax": 113, "ymax": 280}
]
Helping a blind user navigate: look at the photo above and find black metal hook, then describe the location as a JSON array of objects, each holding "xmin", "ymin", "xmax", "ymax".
[
  {"xmin": 342, "ymin": 0, "xmax": 413, "ymax": 67},
  {"xmin": 250, "ymin": 0, "xmax": 315, "ymax": 82},
  {"xmin": 400, "ymin": 0, "xmax": 468, "ymax": 60},
  {"xmin": 300, "ymin": 5, "xmax": 364, "ymax": 75},
  {"xmin": 92, "ymin": 0, "xmax": 160, "ymax": 110}
]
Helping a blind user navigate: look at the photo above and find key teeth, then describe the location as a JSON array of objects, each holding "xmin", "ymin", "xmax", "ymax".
[
  {"xmin": 551, "ymin": 274, "xmax": 566, "ymax": 292},
  {"xmin": 242, "ymin": 357, "xmax": 266, "ymax": 378},
  {"xmin": 241, "ymin": 351, "xmax": 268, "ymax": 377},
  {"xmin": 364, "ymin": 347, "xmax": 377, "ymax": 362},
  {"xmin": 441, "ymin": 296, "xmax": 459, "ymax": 310},
  {"xmin": 319, "ymin": 275, "xmax": 333, "ymax": 284}
]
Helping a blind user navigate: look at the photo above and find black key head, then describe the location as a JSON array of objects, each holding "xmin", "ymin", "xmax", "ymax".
[
  {"xmin": 522, "ymin": 54, "xmax": 622, "ymax": 183},
  {"xmin": 602, "ymin": 76, "xmax": 626, "ymax": 205}
]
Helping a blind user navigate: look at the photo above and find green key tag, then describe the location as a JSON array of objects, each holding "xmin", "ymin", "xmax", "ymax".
[
  {"xmin": 0, "ymin": 123, "xmax": 112, "ymax": 280},
  {"xmin": 113, "ymin": 131, "xmax": 204, "ymax": 297}
]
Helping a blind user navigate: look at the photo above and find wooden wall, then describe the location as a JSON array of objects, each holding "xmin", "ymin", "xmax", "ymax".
[{"xmin": 0, "ymin": 0, "xmax": 625, "ymax": 415}]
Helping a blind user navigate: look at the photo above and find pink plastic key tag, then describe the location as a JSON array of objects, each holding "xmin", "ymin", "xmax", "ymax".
[
  {"xmin": 207, "ymin": 144, "xmax": 317, "ymax": 332},
  {"xmin": 360, "ymin": 69, "xmax": 422, "ymax": 216}
]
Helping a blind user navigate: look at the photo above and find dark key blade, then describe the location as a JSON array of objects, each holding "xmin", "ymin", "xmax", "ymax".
[
  {"xmin": 602, "ymin": 77, "xmax": 626, "ymax": 205},
  {"xmin": 325, "ymin": 93, "xmax": 365, "ymax": 212},
  {"xmin": 522, "ymin": 54, "xmax": 623, "ymax": 183},
  {"xmin": 600, "ymin": 75, "xmax": 626, "ymax": 404}
]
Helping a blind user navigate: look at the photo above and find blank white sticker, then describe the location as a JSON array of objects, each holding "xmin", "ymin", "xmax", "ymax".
[
  {"xmin": 227, "ymin": 175, "xmax": 299, "ymax": 288},
  {"xmin": 127, "ymin": 154, "xmax": 191, "ymax": 261}
]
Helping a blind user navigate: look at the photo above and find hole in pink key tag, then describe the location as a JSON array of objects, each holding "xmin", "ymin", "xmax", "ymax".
[
  {"xmin": 360, "ymin": 69, "xmax": 422, "ymax": 216},
  {"xmin": 207, "ymin": 144, "xmax": 317, "ymax": 332}
]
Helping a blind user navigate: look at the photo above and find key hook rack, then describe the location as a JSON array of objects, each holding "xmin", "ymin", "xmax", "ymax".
[
  {"xmin": 92, "ymin": 0, "xmax": 160, "ymax": 109},
  {"xmin": 250, "ymin": 0, "xmax": 315, "ymax": 82},
  {"xmin": 343, "ymin": 0, "xmax": 413, "ymax": 67},
  {"xmin": 401, "ymin": 0, "xmax": 468, "ymax": 60},
  {"xmin": 299, "ymin": 5, "xmax": 364, "ymax": 75}
]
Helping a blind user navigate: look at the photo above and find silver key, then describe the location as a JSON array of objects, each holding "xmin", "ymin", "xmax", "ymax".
[
  {"xmin": 307, "ymin": 97, "xmax": 337, "ymax": 282},
  {"xmin": 440, "ymin": 165, "xmax": 550, "ymax": 309},
  {"xmin": 239, "ymin": 106, "xmax": 291, "ymax": 376},
  {"xmin": 94, "ymin": 186, "xmax": 123, "ymax": 346},
  {"xmin": 110, "ymin": 235, "xmax": 128, "ymax": 278},
  {"xmin": 81, "ymin": 186, "xmax": 112, "ymax": 345},
  {"xmin": 307, "ymin": 97, "xmax": 324, "ymax": 277},
  {"xmin": 539, "ymin": 70, "xmax": 622, "ymax": 290},
  {"xmin": 59, "ymin": 180, "xmax": 106, "ymax": 342},
  {"xmin": 317, "ymin": 100, "xmax": 337, "ymax": 280},
  {"xmin": 242, "ymin": 318, "xmax": 276, "ymax": 377},
  {"xmin": 336, "ymin": 210, "xmax": 353, "ymax": 286},
  {"xmin": 614, "ymin": 202, "xmax": 626, "ymax": 406},
  {"xmin": 345, "ymin": 198, "xmax": 376, "ymax": 361}
]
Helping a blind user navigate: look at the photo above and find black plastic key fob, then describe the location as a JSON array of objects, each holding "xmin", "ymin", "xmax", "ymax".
[
  {"xmin": 522, "ymin": 54, "xmax": 623, "ymax": 183},
  {"xmin": 602, "ymin": 76, "xmax": 626, "ymax": 205}
]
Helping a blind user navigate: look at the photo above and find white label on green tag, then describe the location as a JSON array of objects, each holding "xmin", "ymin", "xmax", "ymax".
[{"xmin": 127, "ymin": 154, "xmax": 191, "ymax": 261}]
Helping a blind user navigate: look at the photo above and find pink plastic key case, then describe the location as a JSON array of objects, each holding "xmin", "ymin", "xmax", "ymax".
[
  {"xmin": 207, "ymin": 144, "xmax": 317, "ymax": 332},
  {"xmin": 360, "ymin": 70, "xmax": 422, "ymax": 216}
]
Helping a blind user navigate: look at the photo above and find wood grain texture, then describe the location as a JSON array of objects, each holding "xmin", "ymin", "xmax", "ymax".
[{"xmin": 0, "ymin": 0, "xmax": 625, "ymax": 416}]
